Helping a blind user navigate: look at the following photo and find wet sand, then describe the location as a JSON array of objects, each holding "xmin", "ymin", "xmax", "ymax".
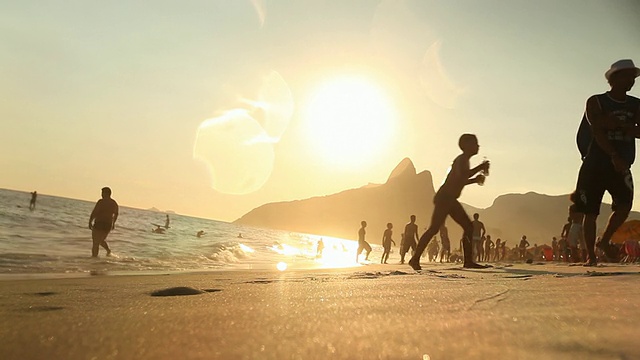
[{"xmin": 1, "ymin": 262, "xmax": 640, "ymax": 360}]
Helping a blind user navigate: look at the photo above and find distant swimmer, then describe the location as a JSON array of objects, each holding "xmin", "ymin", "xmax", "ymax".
[
  {"xmin": 88, "ymin": 187, "xmax": 118, "ymax": 257},
  {"xmin": 153, "ymin": 225, "xmax": 166, "ymax": 234},
  {"xmin": 29, "ymin": 191, "xmax": 37, "ymax": 211},
  {"xmin": 165, "ymin": 214, "xmax": 170, "ymax": 229},
  {"xmin": 196, "ymin": 230, "xmax": 205, "ymax": 238},
  {"xmin": 400, "ymin": 215, "xmax": 419, "ymax": 264},
  {"xmin": 356, "ymin": 221, "xmax": 372, "ymax": 262},
  {"xmin": 408, "ymin": 134, "xmax": 490, "ymax": 270},
  {"xmin": 238, "ymin": 233, "xmax": 243, "ymax": 238},
  {"xmin": 316, "ymin": 238, "xmax": 325, "ymax": 258}
]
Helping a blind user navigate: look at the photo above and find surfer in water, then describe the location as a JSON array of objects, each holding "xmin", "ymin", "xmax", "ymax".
[{"xmin": 88, "ymin": 187, "xmax": 118, "ymax": 257}]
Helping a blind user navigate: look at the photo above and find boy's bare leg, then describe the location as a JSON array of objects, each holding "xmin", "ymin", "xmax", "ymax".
[
  {"xmin": 596, "ymin": 207, "xmax": 629, "ymax": 262},
  {"xmin": 448, "ymin": 201, "xmax": 488, "ymax": 268},
  {"xmin": 409, "ymin": 205, "xmax": 450, "ymax": 270}
]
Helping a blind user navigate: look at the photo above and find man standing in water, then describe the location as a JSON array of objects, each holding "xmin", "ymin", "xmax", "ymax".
[
  {"xmin": 408, "ymin": 134, "xmax": 490, "ymax": 270},
  {"xmin": 572, "ymin": 59, "xmax": 640, "ymax": 265},
  {"xmin": 89, "ymin": 187, "xmax": 119, "ymax": 257},
  {"xmin": 400, "ymin": 215, "xmax": 419, "ymax": 264},
  {"xmin": 29, "ymin": 191, "xmax": 37, "ymax": 211},
  {"xmin": 356, "ymin": 220, "xmax": 371, "ymax": 262}
]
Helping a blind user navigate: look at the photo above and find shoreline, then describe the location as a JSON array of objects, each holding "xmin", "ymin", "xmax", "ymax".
[{"xmin": 1, "ymin": 259, "xmax": 639, "ymax": 281}]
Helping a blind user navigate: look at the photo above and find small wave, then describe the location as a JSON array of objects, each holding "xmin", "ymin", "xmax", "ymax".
[{"xmin": 0, "ymin": 253, "xmax": 51, "ymax": 260}]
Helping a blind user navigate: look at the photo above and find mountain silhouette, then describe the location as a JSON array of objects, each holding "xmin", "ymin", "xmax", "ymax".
[{"xmin": 234, "ymin": 158, "xmax": 640, "ymax": 245}]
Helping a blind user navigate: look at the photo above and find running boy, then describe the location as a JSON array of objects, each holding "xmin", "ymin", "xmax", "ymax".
[{"xmin": 408, "ymin": 134, "xmax": 490, "ymax": 270}]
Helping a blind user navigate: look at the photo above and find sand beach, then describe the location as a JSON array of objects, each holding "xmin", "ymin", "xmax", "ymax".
[{"xmin": 2, "ymin": 262, "xmax": 640, "ymax": 360}]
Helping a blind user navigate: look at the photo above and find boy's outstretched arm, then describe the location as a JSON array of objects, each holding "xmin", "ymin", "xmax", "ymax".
[{"xmin": 465, "ymin": 174, "xmax": 485, "ymax": 185}]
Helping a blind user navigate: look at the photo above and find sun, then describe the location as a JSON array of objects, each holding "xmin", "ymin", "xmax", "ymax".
[{"xmin": 303, "ymin": 76, "xmax": 397, "ymax": 168}]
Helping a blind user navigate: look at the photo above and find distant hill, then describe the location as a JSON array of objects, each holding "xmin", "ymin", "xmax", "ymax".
[
  {"xmin": 463, "ymin": 192, "xmax": 639, "ymax": 246},
  {"xmin": 234, "ymin": 158, "xmax": 640, "ymax": 246}
]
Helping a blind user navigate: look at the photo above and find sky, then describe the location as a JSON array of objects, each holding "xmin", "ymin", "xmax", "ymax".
[{"xmin": 1, "ymin": 0, "xmax": 639, "ymax": 222}]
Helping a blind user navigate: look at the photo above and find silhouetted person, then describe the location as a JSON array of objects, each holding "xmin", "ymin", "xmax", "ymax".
[
  {"xmin": 381, "ymin": 223, "xmax": 396, "ymax": 264},
  {"xmin": 29, "ymin": 191, "xmax": 37, "ymax": 211},
  {"xmin": 408, "ymin": 134, "xmax": 490, "ymax": 270},
  {"xmin": 356, "ymin": 221, "xmax": 371, "ymax": 262},
  {"xmin": 558, "ymin": 236, "xmax": 568, "ymax": 262},
  {"xmin": 494, "ymin": 238, "xmax": 502, "ymax": 261},
  {"xmin": 427, "ymin": 237, "xmax": 439, "ymax": 262},
  {"xmin": 165, "ymin": 214, "xmax": 170, "ymax": 229},
  {"xmin": 518, "ymin": 235, "xmax": 530, "ymax": 260},
  {"xmin": 316, "ymin": 238, "xmax": 325, "ymax": 258},
  {"xmin": 400, "ymin": 215, "xmax": 419, "ymax": 264},
  {"xmin": 88, "ymin": 187, "xmax": 118, "ymax": 257},
  {"xmin": 439, "ymin": 225, "xmax": 451, "ymax": 263},
  {"xmin": 196, "ymin": 230, "xmax": 205, "ymax": 238},
  {"xmin": 561, "ymin": 217, "xmax": 571, "ymax": 243},
  {"xmin": 551, "ymin": 236, "xmax": 559, "ymax": 261},
  {"xmin": 500, "ymin": 240, "xmax": 507, "ymax": 261},
  {"xmin": 573, "ymin": 59, "xmax": 640, "ymax": 265},
  {"xmin": 567, "ymin": 203, "xmax": 584, "ymax": 262},
  {"xmin": 484, "ymin": 235, "xmax": 494, "ymax": 262},
  {"xmin": 152, "ymin": 225, "xmax": 166, "ymax": 234},
  {"xmin": 471, "ymin": 213, "xmax": 486, "ymax": 262}
]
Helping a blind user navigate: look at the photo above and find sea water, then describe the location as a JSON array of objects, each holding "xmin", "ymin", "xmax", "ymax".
[{"xmin": 0, "ymin": 189, "xmax": 370, "ymax": 276}]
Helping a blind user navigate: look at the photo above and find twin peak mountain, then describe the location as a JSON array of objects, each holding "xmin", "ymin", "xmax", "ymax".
[{"xmin": 234, "ymin": 158, "xmax": 632, "ymax": 245}]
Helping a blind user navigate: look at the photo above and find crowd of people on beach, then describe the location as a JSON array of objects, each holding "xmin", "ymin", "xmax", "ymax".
[
  {"xmin": 345, "ymin": 211, "xmax": 611, "ymax": 266},
  {"xmin": 348, "ymin": 59, "xmax": 640, "ymax": 269}
]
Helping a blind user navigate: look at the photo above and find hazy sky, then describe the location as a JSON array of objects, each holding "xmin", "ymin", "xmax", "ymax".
[{"xmin": 2, "ymin": 0, "xmax": 639, "ymax": 222}]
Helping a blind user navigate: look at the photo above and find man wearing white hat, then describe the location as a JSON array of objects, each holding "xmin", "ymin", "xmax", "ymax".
[{"xmin": 572, "ymin": 59, "xmax": 640, "ymax": 266}]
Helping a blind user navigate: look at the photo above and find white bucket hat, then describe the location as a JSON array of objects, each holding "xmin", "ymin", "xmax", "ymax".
[{"xmin": 605, "ymin": 59, "xmax": 640, "ymax": 80}]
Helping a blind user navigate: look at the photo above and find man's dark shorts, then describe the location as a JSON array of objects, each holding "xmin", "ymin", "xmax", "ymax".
[
  {"xmin": 93, "ymin": 221, "xmax": 112, "ymax": 232},
  {"xmin": 573, "ymin": 157, "xmax": 634, "ymax": 215}
]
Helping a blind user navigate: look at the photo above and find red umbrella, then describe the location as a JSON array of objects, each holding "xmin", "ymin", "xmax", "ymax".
[{"xmin": 611, "ymin": 220, "xmax": 640, "ymax": 244}]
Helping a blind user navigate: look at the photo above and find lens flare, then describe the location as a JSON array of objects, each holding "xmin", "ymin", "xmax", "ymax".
[
  {"xmin": 419, "ymin": 41, "xmax": 466, "ymax": 109},
  {"xmin": 194, "ymin": 71, "xmax": 294, "ymax": 194},
  {"xmin": 193, "ymin": 109, "xmax": 274, "ymax": 195}
]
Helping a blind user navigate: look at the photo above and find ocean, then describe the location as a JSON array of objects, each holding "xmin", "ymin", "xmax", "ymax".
[{"xmin": 0, "ymin": 188, "xmax": 370, "ymax": 276}]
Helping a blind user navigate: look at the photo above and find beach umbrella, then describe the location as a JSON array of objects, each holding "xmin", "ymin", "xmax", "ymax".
[{"xmin": 611, "ymin": 220, "xmax": 640, "ymax": 244}]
